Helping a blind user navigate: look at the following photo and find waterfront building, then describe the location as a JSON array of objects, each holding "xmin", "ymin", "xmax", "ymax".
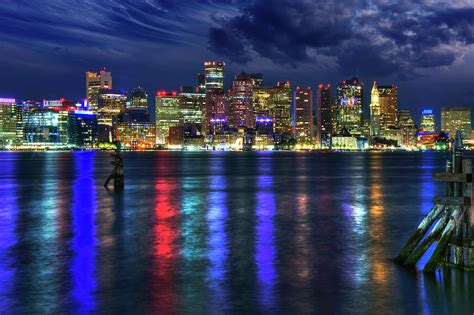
[
  {"xmin": 86, "ymin": 68, "xmax": 112, "ymax": 110},
  {"xmin": 97, "ymin": 91, "xmax": 126, "ymax": 143},
  {"xmin": 441, "ymin": 107, "xmax": 472, "ymax": 139},
  {"xmin": 67, "ymin": 110, "xmax": 98, "ymax": 148},
  {"xmin": 369, "ymin": 81, "xmax": 381, "ymax": 137},
  {"xmin": 116, "ymin": 122, "xmax": 156, "ymax": 149},
  {"xmin": 420, "ymin": 109, "xmax": 436, "ymax": 133},
  {"xmin": 204, "ymin": 61, "xmax": 225, "ymax": 94},
  {"xmin": 272, "ymin": 81, "xmax": 292, "ymax": 135},
  {"xmin": 204, "ymin": 92, "xmax": 228, "ymax": 135},
  {"xmin": 179, "ymin": 86, "xmax": 204, "ymax": 128},
  {"xmin": 155, "ymin": 91, "xmax": 180, "ymax": 144},
  {"xmin": 317, "ymin": 84, "xmax": 333, "ymax": 147},
  {"xmin": 336, "ymin": 77, "xmax": 363, "ymax": 135},
  {"xmin": 294, "ymin": 87, "xmax": 313, "ymax": 145},
  {"xmin": 22, "ymin": 108, "xmax": 61, "ymax": 146},
  {"xmin": 0, "ymin": 98, "xmax": 17, "ymax": 147},
  {"xmin": 229, "ymin": 72, "xmax": 254, "ymax": 129},
  {"xmin": 398, "ymin": 109, "xmax": 418, "ymax": 148},
  {"xmin": 128, "ymin": 87, "xmax": 148, "ymax": 112},
  {"xmin": 378, "ymin": 84, "xmax": 398, "ymax": 129}
]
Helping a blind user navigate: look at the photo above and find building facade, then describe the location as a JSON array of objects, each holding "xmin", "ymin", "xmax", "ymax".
[
  {"xmin": 317, "ymin": 84, "xmax": 333, "ymax": 148},
  {"xmin": 420, "ymin": 109, "xmax": 436, "ymax": 133},
  {"xmin": 86, "ymin": 68, "xmax": 112, "ymax": 110},
  {"xmin": 67, "ymin": 110, "xmax": 98, "ymax": 148},
  {"xmin": 229, "ymin": 72, "xmax": 254, "ymax": 129},
  {"xmin": 0, "ymin": 98, "xmax": 17, "ymax": 147},
  {"xmin": 441, "ymin": 107, "xmax": 472, "ymax": 139},
  {"xmin": 155, "ymin": 91, "xmax": 180, "ymax": 144},
  {"xmin": 294, "ymin": 87, "xmax": 313, "ymax": 144},
  {"xmin": 204, "ymin": 61, "xmax": 225, "ymax": 94},
  {"xmin": 336, "ymin": 77, "xmax": 363, "ymax": 135}
]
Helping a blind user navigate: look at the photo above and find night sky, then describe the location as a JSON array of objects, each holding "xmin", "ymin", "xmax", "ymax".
[{"xmin": 0, "ymin": 0, "xmax": 473, "ymax": 120}]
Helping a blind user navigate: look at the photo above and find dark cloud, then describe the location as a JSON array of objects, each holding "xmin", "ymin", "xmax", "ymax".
[{"xmin": 208, "ymin": 0, "xmax": 474, "ymax": 76}]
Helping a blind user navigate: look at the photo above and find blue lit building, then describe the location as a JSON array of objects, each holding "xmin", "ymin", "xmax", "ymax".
[{"xmin": 68, "ymin": 110, "xmax": 98, "ymax": 148}]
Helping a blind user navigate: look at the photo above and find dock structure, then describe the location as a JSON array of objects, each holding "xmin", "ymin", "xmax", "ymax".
[
  {"xmin": 396, "ymin": 131, "xmax": 473, "ymax": 272},
  {"xmin": 104, "ymin": 141, "xmax": 124, "ymax": 190}
]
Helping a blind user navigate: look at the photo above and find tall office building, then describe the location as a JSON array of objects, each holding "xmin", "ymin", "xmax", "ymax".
[
  {"xmin": 317, "ymin": 84, "xmax": 333, "ymax": 147},
  {"xmin": 128, "ymin": 87, "xmax": 148, "ymax": 112},
  {"xmin": 229, "ymin": 72, "xmax": 254, "ymax": 129},
  {"xmin": 155, "ymin": 91, "xmax": 180, "ymax": 144},
  {"xmin": 272, "ymin": 81, "xmax": 292, "ymax": 135},
  {"xmin": 294, "ymin": 87, "xmax": 313, "ymax": 144},
  {"xmin": 179, "ymin": 86, "xmax": 204, "ymax": 127},
  {"xmin": 253, "ymin": 86, "xmax": 274, "ymax": 117},
  {"xmin": 369, "ymin": 81, "xmax": 381, "ymax": 136},
  {"xmin": 204, "ymin": 61, "xmax": 225, "ymax": 94},
  {"xmin": 420, "ymin": 109, "xmax": 436, "ymax": 133},
  {"xmin": 67, "ymin": 110, "xmax": 98, "ymax": 148},
  {"xmin": 0, "ymin": 98, "xmax": 17, "ymax": 146},
  {"xmin": 204, "ymin": 92, "xmax": 228, "ymax": 135},
  {"xmin": 441, "ymin": 107, "xmax": 472, "ymax": 139},
  {"xmin": 86, "ymin": 68, "xmax": 112, "ymax": 110},
  {"xmin": 97, "ymin": 91, "xmax": 126, "ymax": 142},
  {"xmin": 378, "ymin": 84, "xmax": 398, "ymax": 129},
  {"xmin": 397, "ymin": 109, "xmax": 418, "ymax": 148},
  {"xmin": 336, "ymin": 77, "xmax": 363, "ymax": 135},
  {"xmin": 22, "ymin": 108, "xmax": 61, "ymax": 146}
]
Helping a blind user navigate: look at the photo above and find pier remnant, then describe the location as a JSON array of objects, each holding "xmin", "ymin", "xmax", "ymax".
[
  {"xmin": 396, "ymin": 131, "xmax": 473, "ymax": 272},
  {"xmin": 104, "ymin": 141, "xmax": 124, "ymax": 190}
]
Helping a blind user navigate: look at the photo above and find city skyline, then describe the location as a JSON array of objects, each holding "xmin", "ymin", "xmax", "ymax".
[{"xmin": 0, "ymin": 0, "xmax": 473, "ymax": 115}]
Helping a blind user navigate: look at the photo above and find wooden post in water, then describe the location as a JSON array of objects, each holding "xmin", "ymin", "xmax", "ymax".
[
  {"xmin": 396, "ymin": 130, "xmax": 473, "ymax": 272},
  {"xmin": 104, "ymin": 141, "xmax": 124, "ymax": 191}
]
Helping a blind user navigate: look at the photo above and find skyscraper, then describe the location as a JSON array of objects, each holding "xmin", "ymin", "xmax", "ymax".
[
  {"xmin": 441, "ymin": 107, "xmax": 472, "ymax": 139},
  {"xmin": 179, "ymin": 86, "xmax": 204, "ymax": 127},
  {"xmin": 86, "ymin": 68, "xmax": 112, "ymax": 110},
  {"xmin": 204, "ymin": 61, "xmax": 225, "ymax": 94},
  {"xmin": 420, "ymin": 109, "xmax": 436, "ymax": 132},
  {"xmin": 0, "ymin": 98, "xmax": 17, "ymax": 147},
  {"xmin": 97, "ymin": 91, "xmax": 126, "ymax": 142},
  {"xmin": 229, "ymin": 72, "xmax": 254, "ymax": 129},
  {"xmin": 272, "ymin": 81, "xmax": 292, "ymax": 135},
  {"xmin": 68, "ymin": 110, "xmax": 98, "ymax": 148},
  {"xmin": 397, "ymin": 109, "xmax": 418, "ymax": 148},
  {"xmin": 378, "ymin": 84, "xmax": 398, "ymax": 129},
  {"xmin": 294, "ymin": 87, "xmax": 313, "ymax": 144},
  {"xmin": 155, "ymin": 91, "xmax": 180, "ymax": 144},
  {"xmin": 204, "ymin": 92, "xmax": 228, "ymax": 135},
  {"xmin": 128, "ymin": 87, "xmax": 148, "ymax": 112},
  {"xmin": 369, "ymin": 81, "xmax": 381, "ymax": 136},
  {"xmin": 336, "ymin": 77, "xmax": 363, "ymax": 135},
  {"xmin": 317, "ymin": 84, "xmax": 333, "ymax": 147}
]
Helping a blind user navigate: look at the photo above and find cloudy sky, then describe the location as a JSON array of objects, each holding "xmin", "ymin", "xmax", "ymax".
[{"xmin": 0, "ymin": 0, "xmax": 472, "ymax": 118}]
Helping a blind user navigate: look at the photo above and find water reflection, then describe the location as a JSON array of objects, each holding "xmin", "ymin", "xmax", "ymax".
[{"xmin": 71, "ymin": 152, "xmax": 97, "ymax": 312}]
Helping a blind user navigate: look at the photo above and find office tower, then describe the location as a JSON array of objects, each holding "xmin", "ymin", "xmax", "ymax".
[
  {"xmin": 23, "ymin": 108, "xmax": 60, "ymax": 146},
  {"xmin": 441, "ymin": 107, "xmax": 472, "ymax": 139},
  {"xmin": 204, "ymin": 61, "xmax": 225, "ymax": 94},
  {"xmin": 250, "ymin": 73, "xmax": 263, "ymax": 87},
  {"xmin": 253, "ymin": 86, "xmax": 274, "ymax": 118},
  {"xmin": 369, "ymin": 81, "xmax": 381, "ymax": 137},
  {"xmin": 197, "ymin": 73, "xmax": 206, "ymax": 94},
  {"xmin": 116, "ymin": 122, "xmax": 156, "ymax": 149},
  {"xmin": 294, "ymin": 87, "xmax": 313, "ymax": 144},
  {"xmin": 420, "ymin": 109, "xmax": 436, "ymax": 132},
  {"xmin": 378, "ymin": 84, "xmax": 398, "ymax": 129},
  {"xmin": 336, "ymin": 77, "xmax": 363, "ymax": 135},
  {"xmin": 67, "ymin": 110, "xmax": 98, "ymax": 148},
  {"xmin": 205, "ymin": 92, "xmax": 228, "ymax": 135},
  {"xmin": 86, "ymin": 68, "xmax": 112, "ymax": 110},
  {"xmin": 128, "ymin": 87, "xmax": 148, "ymax": 112},
  {"xmin": 317, "ymin": 84, "xmax": 332, "ymax": 147},
  {"xmin": 15, "ymin": 103, "xmax": 23, "ymax": 146},
  {"xmin": 0, "ymin": 98, "xmax": 17, "ymax": 146},
  {"xmin": 229, "ymin": 72, "xmax": 254, "ymax": 129},
  {"xmin": 179, "ymin": 85, "xmax": 204, "ymax": 128},
  {"xmin": 272, "ymin": 81, "xmax": 292, "ymax": 135},
  {"xmin": 155, "ymin": 91, "xmax": 180, "ymax": 144},
  {"xmin": 397, "ymin": 109, "xmax": 418, "ymax": 148},
  {"xmin": 97, "ymin": 91, "xmax": 126, "ymax": 142}
]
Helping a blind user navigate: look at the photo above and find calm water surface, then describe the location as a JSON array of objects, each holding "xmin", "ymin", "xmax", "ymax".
[{"xmin": 0, "ymin": 151, "xmax": 473, "ymax": 314}]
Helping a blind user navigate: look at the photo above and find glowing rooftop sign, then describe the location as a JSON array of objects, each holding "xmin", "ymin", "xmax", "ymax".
[
  {"xmin": 0, "ymin": 98, "xmax": 16, "ymax": 103},
  {"xmin": 422, "ymin": 109, "xmax": 433, "ymax": 115},
  {"xmin": 74, "ymin": 110, "xmax": 94, "ymax": 116},
  {"xmin": 255, "ymin": 116, "xmax": 272, "ymax": 124},
  {"xmin": 340, "ymin": 97, "xmax": 358, "ymax": 106}
]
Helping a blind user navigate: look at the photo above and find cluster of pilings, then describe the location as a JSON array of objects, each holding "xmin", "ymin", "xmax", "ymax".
[
  {"xmin": 104, "ymin": 141, "xmax": 124, "ymax": 191},
  {"xmin": 397, "ymin": 131, "xmax": 473, "ymax": 272}
]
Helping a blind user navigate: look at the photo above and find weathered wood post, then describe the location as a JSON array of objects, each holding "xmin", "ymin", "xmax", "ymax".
[
  {"xmin": 104, "ymin": 141, "xmax": 124, "ymax": 190},
  {"xmin": 397, "ymin": 130, "xmax": 473, "ymax": 272}
]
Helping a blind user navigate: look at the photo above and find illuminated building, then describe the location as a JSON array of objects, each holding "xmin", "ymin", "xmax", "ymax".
[
  {"xmin": 272, "ymin": 81, "xmax": 292, "ymax": 135},
  {"xmin": 397, "ymin": 109, "xmax": 418, "ymax": 148},
  {"xmin": 294, "ymin": 87, "xmax": 313, "ymax": 144},
  {"xmin": 97, "ymin": 91, "xmax": 126, "ymax": 143},
  {"xmin": 253, "ymin": 86, "xmax": 273, "ymax": 117},
  {"xmin": 317, "ymin": 84, "xmax": 333, "ymax": 148},
  {"xmin": 128, "ymin": 87, "xmax": 148, "ymax": 112},
  {"xmin": 116, "ymin": 122, "xmax": 156, "ymax": 149},
  {"xmin": 255, "ymin": 116, "xmax": 273, "ymax": 135},
  {"xmin": 229, "ymin": 72, "xmax": 254, "ymax": 129},
  {"xmin": 250, "ymin": 73, "xmax": 263, "ymax": 87},
  {"xmin": 377, "ymin": 84, "xmax": 398, "ymax": 129},
  {"xmin": 68, "ymin": 110, "xmax": 98, "ymax": 148},
  {"xmin": 15, "ymin": 103, "xmax": 23, "ymax": 146},
  {"xmin": 86, "ymin": 68, "xmax": 112, "ymax": 110},
  {"xmin": 336, "ymin": 77, "xmax": 363, "ymax": 135},
  {"xmin": 23, "ymin": 108, "xmax": 61, "ymax": 146},
  {"xmin": 441, "ymin": 107, "xmax": 472, "ymax": 139},
  {"xmin": 155, "ymin": 91, "xmax": 180, "ymax": 144},
  {"xmin": 420, "ymin": 109, "xmax": 436, "ymax": 133},
  {"xmin": 369, "ymin": 81, "xmax": 381, "ymax": 136},
  {"xmin": 179, "ymin": 86, "xmax": 204, "ymax": 127},
  {"xmin": 204, "ymin": 92, "xmax": 228, "ymax": 134},
  {"xmin": 0, "ymin": 98, "xmax": 17, "ymax": 147},
  {"xmin": 204, "ymin": 61, "xmax": 225, "ymax": 94}
]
